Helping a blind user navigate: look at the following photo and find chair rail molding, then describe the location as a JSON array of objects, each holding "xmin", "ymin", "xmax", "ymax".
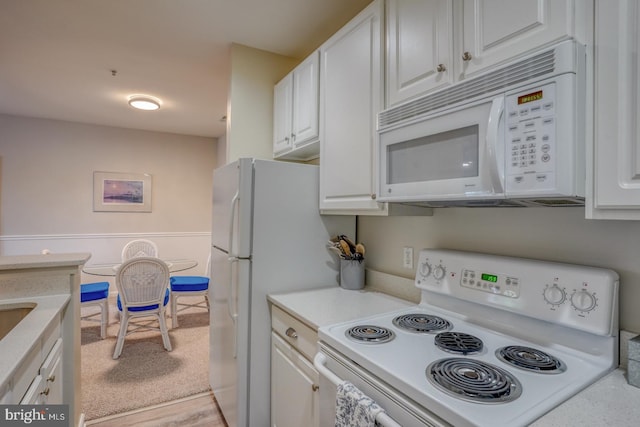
[{"xmin": 0, "ymin": 232, "xmax": 212, "ymax": 281}]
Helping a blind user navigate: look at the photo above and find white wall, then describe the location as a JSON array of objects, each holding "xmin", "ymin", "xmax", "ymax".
[
  {"xmin": 226, "ymin": 43, "xmax": 298, "ymax": 163},
  {"xmin": 0, "ymin": 114, "xmax": 216, "ymax": 282},
  {"xmin": 359, "ymin": 207, "xmax": 640, "ymax": 333}
]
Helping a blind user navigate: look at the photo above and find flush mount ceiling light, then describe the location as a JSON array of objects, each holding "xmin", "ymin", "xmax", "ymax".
[{"xmin": 127, "ymin": 94, "xmax": 161, "ymax": 111}]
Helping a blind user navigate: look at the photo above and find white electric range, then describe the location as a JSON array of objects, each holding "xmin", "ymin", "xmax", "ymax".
[{"xmin": 314, "ymin": 249, "xmax": 619, "ymax": 427}]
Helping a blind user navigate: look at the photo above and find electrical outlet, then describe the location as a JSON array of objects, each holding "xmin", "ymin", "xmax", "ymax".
[{"xmin": 403, "ymin": 247, "xmax": 413, "ymax": 269}]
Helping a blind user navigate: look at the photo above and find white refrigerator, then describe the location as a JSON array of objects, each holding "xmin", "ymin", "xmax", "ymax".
[{"xmin": 209, "ymin": 158, "xmax": 355, "ymax": 427}]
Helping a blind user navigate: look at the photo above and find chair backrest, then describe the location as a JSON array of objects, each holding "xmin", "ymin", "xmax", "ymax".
[
  {"xmin": 121, "ymin": 239, "xmax": 159, "ymax": 261},
  {"xmin": 115, "ymin": 257, "xmax": 170, "ymax": 309}
]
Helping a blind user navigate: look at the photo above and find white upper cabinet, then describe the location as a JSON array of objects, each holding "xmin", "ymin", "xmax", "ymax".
[
  {"xmin": 587, "ymin": 0, "xmax": 640, "ymax": 219},
  {"xmin": 319, "ymin": 0, "xmax": 386, "ymax": 213},
  {"xmin": 459, "ymin": 0, "xmax": 573, "ymax": 80},
  {"xmin": 273, "ymin": 74, "xmax": 293, "ymax": 156},
  {"xmin": 386, "ymin": 0, "xmax": 454, "ymax": 107},
  {"xmin": 274, "ymin": 51, "xmax": 320, "ymax": 161},
  {"xmin": 386, "ymin": 0, "xmax": 576, "ymax": 107}
]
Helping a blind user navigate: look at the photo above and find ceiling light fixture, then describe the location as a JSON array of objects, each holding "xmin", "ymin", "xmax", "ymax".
[{"xmin": 127, "ymin": 94, "xmax": 161, "ymax": 111}]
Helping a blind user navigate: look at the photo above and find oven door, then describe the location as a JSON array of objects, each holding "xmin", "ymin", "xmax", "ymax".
[
  {"xmin": 314, "ymin": 344, "xmax": 450, "ymax": 427},
  {"xmin": 378, "ymin": 96, "xmax": 506, "ymax": 203}
]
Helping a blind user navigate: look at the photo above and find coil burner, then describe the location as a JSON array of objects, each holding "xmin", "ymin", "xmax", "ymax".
[
  {"xmin": 496, "ymin": 346, "xmax": 567, "ymax": 374},
  {"xmin": 346, "ymin": 325, "xmax": 395, "ymax": 344},
  {"xmin": 427, "ymin": 358, "xmax": 522, "ymax": 404},
  {"xmin": 393, "ymin": 313, "xmax": 452, "ymax": 334},
  {"xmin": 434, "ymin": 332, "xmax": 484, "ymax": 355}
]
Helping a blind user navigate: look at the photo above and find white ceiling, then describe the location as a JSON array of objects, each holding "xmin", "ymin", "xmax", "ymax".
[{"xmin": 0, "ymin": 0, "xmax": 371, "ymax": 138}]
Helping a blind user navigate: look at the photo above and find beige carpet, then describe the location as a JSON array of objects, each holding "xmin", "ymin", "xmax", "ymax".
[{"xmin": 81, "ymin": 295, "xmax": 211, "ymax": 421}]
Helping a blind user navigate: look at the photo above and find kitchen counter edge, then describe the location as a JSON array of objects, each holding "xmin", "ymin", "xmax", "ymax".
[{"xmin": 267, "ymin": 286, "xmax": 412, "ymax": 331}]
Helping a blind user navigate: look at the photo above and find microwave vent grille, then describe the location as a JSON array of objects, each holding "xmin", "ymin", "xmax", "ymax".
[{"xmin": 379, "ymin": 48, "xmax": 557, "ymax": 129}]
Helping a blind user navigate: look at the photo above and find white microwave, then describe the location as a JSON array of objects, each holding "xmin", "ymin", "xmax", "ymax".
[{"xmin": 377, "ymin": 40, "xmax": 586, "ymax": 207}]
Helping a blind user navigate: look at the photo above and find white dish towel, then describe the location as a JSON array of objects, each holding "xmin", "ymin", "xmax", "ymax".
[{"xmin": 335, "ymin": 380, "xmax": 385, "ymax": 427}]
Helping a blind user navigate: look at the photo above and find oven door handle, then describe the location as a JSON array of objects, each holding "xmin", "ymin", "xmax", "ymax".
[{"xmin": 313, "ymin": 353, "xmax": 403, "ymax": 427}]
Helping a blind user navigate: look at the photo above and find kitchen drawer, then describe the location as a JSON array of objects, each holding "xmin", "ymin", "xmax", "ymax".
[{"xmin": 272, "ymin": 305, "xmax": 318, "ymax": 362}]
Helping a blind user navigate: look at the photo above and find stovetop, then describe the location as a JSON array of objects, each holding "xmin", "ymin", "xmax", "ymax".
[{"xmin": 317, "ymin": 249, "xmax": 620, "ymax": 426}]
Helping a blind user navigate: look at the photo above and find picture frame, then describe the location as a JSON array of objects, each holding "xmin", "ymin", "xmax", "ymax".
[{"xmin": 93, "ymin": 171, "xmax": 152, "ymax": 212}]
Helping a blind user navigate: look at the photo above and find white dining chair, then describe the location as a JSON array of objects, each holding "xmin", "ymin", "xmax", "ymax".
[
  {"xmin": 80, "ymin": 281, "xmax": 110, "ymax": 339},
  {"xmin": 121, "ymin": 239, "xmax": 158, "ymax": 261},
  {"xmin": 170, "ymin": 253, "xmax": 211, "ymax": 328},
  {"xmin": 112, "ymin": 257, "xmax": 172, "ymax": 359}
]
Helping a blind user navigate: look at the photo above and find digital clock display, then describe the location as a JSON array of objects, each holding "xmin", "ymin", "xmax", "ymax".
[
  {"xmin": 518, "ymin": 90, "xmax": 543, "ymax": 105},
  {"xmin": 481, "ymin": 273, "xmax": 498, "ymax": 283}
]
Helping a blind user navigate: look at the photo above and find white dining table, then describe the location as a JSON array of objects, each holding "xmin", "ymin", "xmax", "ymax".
[{"xmin": 82, "ymin": 259, "xmax": 198, "ymax": 276}]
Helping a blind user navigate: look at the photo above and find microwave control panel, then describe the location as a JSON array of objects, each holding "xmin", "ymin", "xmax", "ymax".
[{"xmin": 505, "ymin": 82, "xmax": 556, "ymax": 193}]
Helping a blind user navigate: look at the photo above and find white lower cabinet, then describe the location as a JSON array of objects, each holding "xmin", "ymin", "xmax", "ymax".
[
  {"xmin": 11, "ymin": 319, "xmax": 63, "ymax": 405},
  {"xmin": 20, "ymin": 338, "xmax": 63, "ymax": 405},
  {"xmin": 40, "ymin": 338, "xmax": 63, "ymax": 404},
  {"xmin": 271, "ymin": 333, "xmax": 319, "ymax": 427},
  {"xmin": 271, "ymin": 306, "xmax": 319, "ymax": 427}
]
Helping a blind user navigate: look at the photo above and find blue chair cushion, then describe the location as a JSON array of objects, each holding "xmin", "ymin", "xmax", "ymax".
[
  {"xmin": 81, "ymin": 282, "xmax": 110, "ymax": 303},
  {"xmin": 170, "ymin": 276, "xmax": 209, "ymax": 292},
  {"xmin": 117, "ymin": 288, "xmax": 170, "ymax": 312}
]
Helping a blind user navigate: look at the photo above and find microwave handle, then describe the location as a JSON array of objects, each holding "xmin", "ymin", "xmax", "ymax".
[{"xmin": 486, "ymin": 97, "xmax": 505, "ymax": 194}]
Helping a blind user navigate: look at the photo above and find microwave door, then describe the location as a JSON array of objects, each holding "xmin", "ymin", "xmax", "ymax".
[{"xmin": 378, "ymin": 97, "xmax": 506, "ymax": 202}]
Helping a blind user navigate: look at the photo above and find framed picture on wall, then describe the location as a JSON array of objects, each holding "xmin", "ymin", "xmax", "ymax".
[{"xmin": 93, "ymin": 171, "xmax": 152, "ymax": 212}]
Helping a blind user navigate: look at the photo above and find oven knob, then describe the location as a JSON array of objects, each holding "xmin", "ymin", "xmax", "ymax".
[
  {"xmin": 419, "ymin": 261, "xmax": 432, "ymax": 278},
  {"xmin": 433, "ymin": 265, "xmax": 446, "ymax": 280},
  {"xmin": 570, "ymin": 290, "xmax": 598, "ymax": 313},
  {"xmin": 543, "ymin": 284, "xmax": 566, "ymax": 306}
]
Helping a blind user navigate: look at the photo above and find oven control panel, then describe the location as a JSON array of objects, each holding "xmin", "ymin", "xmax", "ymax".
[
  {"xmin": 415, "ymin": 249, "xmax": 620, "ymax": 336},
  {"xmin": 460, "ymin": 269, "xmax": 521, "ymax": 298}
]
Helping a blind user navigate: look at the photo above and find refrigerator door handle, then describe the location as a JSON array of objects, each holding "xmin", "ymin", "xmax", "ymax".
[
  {"xmin": 213, "ymin": 244, "xmax": 228, "ymax": 255},
  {"xmin": 228, "ymin": 190, "xmax": 240, "ymax": 257},
  {"xmin": 228, "ymin": 256, "xmax": 239, "ymax": 359}
]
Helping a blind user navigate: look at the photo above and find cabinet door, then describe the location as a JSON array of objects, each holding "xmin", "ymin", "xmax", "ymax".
[
  {"xmin": 588, "ymin": 0, "xmax": 640, "ymax": 219},
  {"xmin": 273, "ymin": 74, "xmax": 293, "ymax": 156},
  {"xmin": 319, "ymin": 0, "xmax": 385, "ymax": 213},
  {"xmin": 20, "ymin": 375, "xmax": 46, "ymax": 405},
  {"xmin": 459, "ymin": 0, "xmax": 572, "ymax": 79},
  {"xmin": 292, "ymin": 51, "xmax": 320, "ymax": 147},
  {"xmin": 40, "ymin": 338, "xmax": 63, "ymax": 404},
  {"xmin": 386, "ymin": 0, "xmax": 453, "ymax": 107},
  {"xmin": 271, "ymin": 333, "xmax": 319, "ymax": 427}
]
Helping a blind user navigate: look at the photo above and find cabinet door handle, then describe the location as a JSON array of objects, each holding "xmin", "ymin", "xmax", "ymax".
[
  {"xmin": 47, "ymin": 375, "xmax": 56, "ymax": 382},
  {"xmin": 436, "ymin": 64, "xmax": 447, "ymax": 72},
  {"xmin": 312, "ymin": 384, "xmax": 319, "ymax": 392},
  {"xmin": 291, "ymin": 133, "xmax": 296, "ymax": 142},
  {"xmin": 285, "ymin": 327, "xmax": 298, "ymax": 339},
  {"xmin": 371, "ymin": 194, "xmax": 377, "ymax": 200},
  {"xmin": 41, "ymin": 387, "xmax": 50, "ymax": 396},
  {"xmin": 462, "ymin": 51, "xmax": 472, "ymax": 61}
]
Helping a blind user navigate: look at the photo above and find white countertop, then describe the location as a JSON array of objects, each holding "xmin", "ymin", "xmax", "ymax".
[
  {"xmin": 0, "ymin": 294, "xmax": 70, "ymax": 390},
  {"xmin": 531, "ymin": 368, "xmax": 640, "ymax": 426},
  {"xmin": 268, "ymin": 286, "xmax": 412, "ymax": 331},
  {"xmin": 269, "ymin": 286, "xmax": 640, "ymax": 426}
]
